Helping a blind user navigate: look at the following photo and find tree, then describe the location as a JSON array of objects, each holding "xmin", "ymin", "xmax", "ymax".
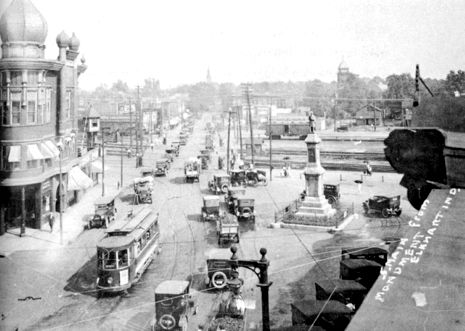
[
  {"xmin": 384, "ymin": 74, "xmax": 415, "ymax": 99},
  {"xmin": 445, "ymin": 70, "xmax": 465, "ymax": 96}
]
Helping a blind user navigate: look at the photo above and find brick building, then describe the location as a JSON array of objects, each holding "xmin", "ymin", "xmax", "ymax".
[{"xmin": 0, "ymin": 0, "xmax": 89, "ymax": 233}]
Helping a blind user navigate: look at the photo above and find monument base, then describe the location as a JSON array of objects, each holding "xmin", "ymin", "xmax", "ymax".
[{"xmin": 293, "ymin": 196, "xmax": 337, "ymax": 226}]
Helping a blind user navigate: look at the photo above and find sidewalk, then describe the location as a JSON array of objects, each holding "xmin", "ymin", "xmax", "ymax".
[{"xmin": 0, "ymin": 128, "xmax": 182, "ymax": 257}]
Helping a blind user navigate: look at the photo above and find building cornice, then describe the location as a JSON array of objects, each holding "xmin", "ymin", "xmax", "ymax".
[{"xmin": 0, "ymin": 58, "xmax": 64, "ymax": 71}]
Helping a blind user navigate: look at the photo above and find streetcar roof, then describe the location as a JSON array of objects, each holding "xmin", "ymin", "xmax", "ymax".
[
  {"xmin": 155, "ymin": 280, "xmax": 190, "ymax": 295},
  {"xmin": 97, "ymin": 235, "xmax": 134, "ymax": 248}
]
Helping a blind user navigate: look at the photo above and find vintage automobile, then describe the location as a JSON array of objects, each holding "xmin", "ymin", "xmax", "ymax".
[
  {"xmin": 154, "ymin": 159, "xmax": 169, "ymax": 176},
  {"xmin": 300, "ymin": 183, "xmax": 341, "ymax": 205},
  {"xmin": 184, "ymin": 158, "xmax": 200, "ymax": 183},
  {"xmin": 245, "ymin": 169, "xmax": 267, "ymax": 186},
  {"xmin": 225, "ymin": 187, "xmax": 246, "ymax": 213},
  {"xmin": 170, "ymin": 142, "xmax": 180, "ymax": 155},
  {"xmin": 140, "ymin": 167, "xmax": 155, "ymax": 178},
  {"xmin": 199, "ymin": 149, "xmax": 211, "ymax": 162},
  {"xmin": 205, "ymin": 257, "xmax": 233, "ymax": 289},
  {"xmin": 150, "ymin": 280, "xmax": 195, "ymax": 331},
  {"xmin": 216, "ymin": 214, "xmax": 240, "ymax": 247},
  {"xmin": 201, "ymin": 196, "xmax": 221, "ymax": 222},
  {"xmin": 234, "ymin": 196, "xmax": 255, "ymax": 221},
  {"xmin": 197, "ymin": 154, "xmax": 209, "ymax": 170},
  {"xmin": 208, "ymin": 174, "xmax": 230, "ymax": 194},
  {"xmin": 362, "ymin": 195, "xmax": 402, "ymax": 218},
  {"xmin": 165, "ymin": 148, "xmax": 176, "ymax": 162},
  {"xmin": 230, "ymin": 169, "xmax": 247, "ymax": 186},
  {"xmin": 87, "ymin": 195, "xmax": 117, "ymax": 229},
  {"xmin": 134, "ymin": 177, "xmax": 153, "ymax": 204}
]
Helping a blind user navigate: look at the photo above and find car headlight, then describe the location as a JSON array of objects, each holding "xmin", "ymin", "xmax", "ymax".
[{"xmin": 107, "ymin": 277, "xmax": 113, "ymax": 284}]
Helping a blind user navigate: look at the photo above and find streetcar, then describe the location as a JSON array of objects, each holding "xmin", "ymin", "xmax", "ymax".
[{"xmin": 96, "ymin": 207, "xmax": 160, "ymax": 294}]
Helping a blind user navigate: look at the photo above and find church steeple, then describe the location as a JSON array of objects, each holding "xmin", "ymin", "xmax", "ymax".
[{"xmin": 206, "ymin": 67, "xmax": 212, "ymax": 83}]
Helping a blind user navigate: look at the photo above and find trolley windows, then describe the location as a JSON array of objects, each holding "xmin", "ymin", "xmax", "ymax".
[
  {"xmin": 118, "ymin": 249, "xmax": 129, "ymax": 267},
  {"xmin": 99, "ymin": 249, "xmax": 129, "ymax": 269}
]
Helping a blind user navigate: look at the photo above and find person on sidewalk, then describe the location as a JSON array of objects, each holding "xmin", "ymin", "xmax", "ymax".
[
  {"xmin": 48, "ymin": 212, "xmax": 55, "ymax": 233},
  {"xmin": 127, "ymin": 148, "xmax": 132, "ymax": 158},
  {"xmin": 150, "ymin": 142, "xmax": 154, "ymax": 151}
]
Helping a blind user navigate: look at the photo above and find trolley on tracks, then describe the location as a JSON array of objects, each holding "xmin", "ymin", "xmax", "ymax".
[{"xmin": 96, "ymin": 207, "xmax": 160, "ymax": 294}]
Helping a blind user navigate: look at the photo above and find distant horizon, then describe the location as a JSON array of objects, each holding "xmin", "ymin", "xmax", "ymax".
[{"xmin": 1, "ymin": 0, "xmax": 464, "ymax": 90}]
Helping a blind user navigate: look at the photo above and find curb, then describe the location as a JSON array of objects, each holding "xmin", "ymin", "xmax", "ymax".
[{"xmin": 273, "ymin": 213, "xmax": 359, "ymax": 233}]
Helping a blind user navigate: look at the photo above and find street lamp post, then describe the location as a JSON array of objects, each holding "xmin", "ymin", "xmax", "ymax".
[
  {"xmin": 101, "ymin": 131, "xmax": 105, "ymax": 197},
  {"xmin": 57, "ymin": 141, "xmax": 64, "ymax": 245},
  {"xmin": 229, "ymin": 246, "xmax": 272, "ymax": 331}
]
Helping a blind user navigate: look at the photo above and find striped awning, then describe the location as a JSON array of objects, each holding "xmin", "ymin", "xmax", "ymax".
[
  {"xmin": 44, "ymin": 141, "xmax": 60, "ymax": 157},
  {"xmin": 26, "ymin": 144, "xmax": 44, "ymax": 160},
  {"xmin": 67, "ymin": 166, "xmax": 93, "ymax": 191},
  {"xmin": 40, "ymin": 143, "xmax": 55, "ymax": 159},
  {"xmin": 8, "ymin": 146, "xmax": 21, "ymax": 162}
]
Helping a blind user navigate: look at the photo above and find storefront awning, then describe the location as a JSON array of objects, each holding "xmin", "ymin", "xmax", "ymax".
[
  {"xmin": 67, "ymin": 166, "xmax": 93, "ymax": 191},
  {"xmin": 44, "ymin": 141, "xmax": 60, "ymax": 158},
  {"xmin": 40, "ymin": 143, "xmax": 55, "ymax": 159},
  {"xmin": 8, "ymin": 146, "xmax": 21, "ymax": 162},
  {"xmin": 90, "ymin": 160, "xmax": 109, "ymax": 173},
  {"xmin": 26, "ymin": 144, "xmax": 44, "ymax": 160}
]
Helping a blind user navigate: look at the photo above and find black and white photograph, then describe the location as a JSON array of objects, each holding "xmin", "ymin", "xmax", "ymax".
[{"xmin": 0, "ymin": 0, "xmax": 464, "ymax": 330}]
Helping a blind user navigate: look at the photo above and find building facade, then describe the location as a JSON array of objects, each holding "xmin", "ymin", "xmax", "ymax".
[{"xmin": 0, "ymin": 0, "xmax": 88, "ymax": 233}]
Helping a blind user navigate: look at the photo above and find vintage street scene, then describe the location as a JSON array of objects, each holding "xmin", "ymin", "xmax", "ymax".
[{"xmin": 1, "ymin": 1, "xmax": 465, "ymax": 330}]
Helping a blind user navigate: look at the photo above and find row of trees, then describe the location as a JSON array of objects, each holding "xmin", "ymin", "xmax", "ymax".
[{"xmin": 80, "ymin": 70, "xmax": 465, "ymax": 131}]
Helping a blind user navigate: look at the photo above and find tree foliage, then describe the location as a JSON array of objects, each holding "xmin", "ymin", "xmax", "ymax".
[{"xmin": 445, "ymin": 70, "xmax": 465, "ymax": 96}]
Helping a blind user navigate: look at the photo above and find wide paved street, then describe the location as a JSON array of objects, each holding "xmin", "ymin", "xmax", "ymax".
[{"xmin": 0, "ymin": 115, "xmax": 417, "ymax": 331}]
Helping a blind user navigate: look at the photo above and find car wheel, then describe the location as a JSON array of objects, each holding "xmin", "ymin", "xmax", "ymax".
[
  {"xmin": 395, "ymin": 209, "xmax": 402, "ymax": 217},
  {"xmin": 328, "ymin": 196, "xmax": 336, "ymax": 205},
  {"xmin": 381, "ymin": 208, "xmax": 390, "ymax": 218},
  {"xmin": 211, "ymin": 271, "xmax": 228, "ymax": 289}
]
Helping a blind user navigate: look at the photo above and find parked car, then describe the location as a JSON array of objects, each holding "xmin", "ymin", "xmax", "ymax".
[
  {"xmin": 362, "ymin": 195, "xmax": 402, "ymax": 218},
  {"xmin": 170, "ymin": 142, "xmax": 180, "ymax": 155},
  {"xmin": 140, "ymin": 167, "xmax": 155, "ymax": 178},
  {"xmin": 205, "ymin": 258, "xmax": 233, "ymax": 289},
  {"xmin": 216, "ymin": 214, "xmax": 239, "ymax": 247},
  {"xmin": 208, "ymin": 174, "xmax": 230, "ymax": 194},
  {"xmin": 300, "ymin": 183, "xmax": 341, "ymax": 206},
  {"xmin": 245, "ymin": 169, "xmax": 267, "ymax": 186},
  {"xmin": 201, "ymin": 196, "xmax": 221, "ymax": 222},
  {"xmin": 230, "ymin": 169, "xmax": 247, "ymax": 186},
  {"xmin": 87, "ymin": 195, "xmax": 117, "ymax": 229},
  {"xmin": 165, "ymin": 148, "xmax": 177, "ymax": 162},
  {"xmin": 154, "ymin": 159, "xmax": 169, "ymax": 176},
  {"xmin": 150, "ymin": 280, "xmax": 195, "ymax": 331}
]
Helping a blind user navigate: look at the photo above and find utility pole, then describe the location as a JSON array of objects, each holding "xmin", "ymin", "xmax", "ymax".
[
  {"xmin": 244, "ymin": 84, "xmax": 255, "ymax": 165},
  {"xmin": 129, "ymin": 97, "xmax": 133, "ymax": 153},
  {"xmin": 269, "ymin": 106, "xmax": 272, "ymax": 181},
  {"xmin": 57, "ymin": 141, "xmax": 63, "ymax": 245},
  {"xmin": 226, "ymin": 108, "xmax": 232, "ymax": 174},
  {"xmin": 101, "ymin": 130, "xmax": 105, "ymax": 196},
  {"xmin": 120, "ymin": 141, "xmax": 123, "ymax": 187},
  {"xmin": 237, "ymin": 105, "xmax": 243, "ymax": 161}
]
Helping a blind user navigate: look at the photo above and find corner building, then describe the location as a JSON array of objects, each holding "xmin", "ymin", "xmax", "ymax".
[{"xmin": 0, "ymin": 0, "xmax": 87, "ymax": 232}]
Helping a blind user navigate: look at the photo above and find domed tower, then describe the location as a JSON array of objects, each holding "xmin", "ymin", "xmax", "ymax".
[
  {"xmin": 337, "ymin": 59, "xmax": 350, "ymax": 87},
  {"xmin": 0, "ymin": 0, "xmax": 89, "ymax": 234},
  {"xmin": 0, "ymin": 0, "xmax": 48, "ymax": 58}
]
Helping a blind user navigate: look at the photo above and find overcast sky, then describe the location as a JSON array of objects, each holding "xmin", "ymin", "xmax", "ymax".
[{"xmin": 2, "ymin": 0, "xmax": 464, "ymax": 90}]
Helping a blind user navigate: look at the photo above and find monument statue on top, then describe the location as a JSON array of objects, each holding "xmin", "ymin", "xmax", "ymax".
[{"xmin": 308, "ymin": 111, "xmax": 316, "ymax": 133}]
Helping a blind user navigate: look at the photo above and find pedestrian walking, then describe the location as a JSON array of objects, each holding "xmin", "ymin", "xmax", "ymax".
[
  {"xmin": 150, "ymin": 142, "xmax": 154, "ymax": 151},
  {"xmin": 364, "ymin": 161, "xmax": 372, "ymax": 176},
  {"xmin": 127, "ymin": 148, "xmax": 131, "ymax": 158},
  {"xmin": 48, "ymin": 212, "xmax": 55, "ymax": 232}
]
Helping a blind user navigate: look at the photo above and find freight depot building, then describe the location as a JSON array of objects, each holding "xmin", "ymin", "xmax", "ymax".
[{"xmin": 0, "ymin": 0, "xmax": 91, "ymax": 233}]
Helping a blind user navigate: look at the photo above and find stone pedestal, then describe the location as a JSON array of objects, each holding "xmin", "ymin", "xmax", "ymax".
[{"xmin": 294, "ymin": 132, "xmax": 336, "ymax": 225}]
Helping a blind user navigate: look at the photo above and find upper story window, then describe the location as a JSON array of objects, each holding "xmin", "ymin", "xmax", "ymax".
[
  {"xmin": 11, "ymin": 91, "xmax": 21, "ymax": 125},
  {"xmin": 27, "ymin": 90, "xmax": 37, "ymax": 124},
  {"xmin": 66, "ymin": 90, "xmax": 72, "ymax": 119}
]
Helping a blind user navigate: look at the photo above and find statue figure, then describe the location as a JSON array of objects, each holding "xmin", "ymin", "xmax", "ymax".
[{"xmin": 308, "ymin": 111, "xmax": 316, "ymax": 133}]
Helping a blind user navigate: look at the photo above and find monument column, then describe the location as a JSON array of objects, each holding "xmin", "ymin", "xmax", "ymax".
[{"xmin": 295, "ymin": 115, "xmax": 336, "ymax": 224}]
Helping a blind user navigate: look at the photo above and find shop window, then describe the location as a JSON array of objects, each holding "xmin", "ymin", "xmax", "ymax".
[
  {"xmin": 44, "ymin": 89, "xmax": 51, "ymax": 123},
  {"xmin": 42, "ymin": 195, "xmax": 50, "ymax": 212},
  {"xmin": 27, "ymin": 91, "xmax": 37, "ymax": 124},
  {"xmin": 27, "ymin": 160, "xmax": 38, "ymax": 169}
]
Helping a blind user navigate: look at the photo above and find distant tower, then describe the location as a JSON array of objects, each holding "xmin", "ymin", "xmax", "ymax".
[
  {"xmin": 337, "ymin": 59, "xmax": 350, "ymax": 87},
  {"xmin": 206, "ymin": 67, "xmax": 212, "ymax": 83}
]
